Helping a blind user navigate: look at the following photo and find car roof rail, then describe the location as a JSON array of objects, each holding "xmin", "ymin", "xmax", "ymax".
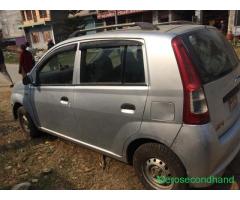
[
  {"xmin": 156, "ymin": 20, "xmax": 196, "ymax": 26},
  {"xmin": 68, "ymin": 22, "xmax": 159, "ymax": 38}
]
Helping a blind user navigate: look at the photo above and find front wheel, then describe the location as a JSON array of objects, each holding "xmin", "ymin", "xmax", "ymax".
[
  {"xmin": 17, "ymin": 106, "xmax": 41, "ymax": 138},
  {"xmin": 133, "ymin": 143, "xmax": 187, "ymax": 189}
]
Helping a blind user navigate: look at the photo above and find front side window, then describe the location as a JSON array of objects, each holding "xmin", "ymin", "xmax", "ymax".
[
  {"xmin": 80, "ymin": 41, "xmax": 145, "ymax": 85},
  {"xmin": 38, "ymin": 45, "xmax": 76, "ymax": 85}
]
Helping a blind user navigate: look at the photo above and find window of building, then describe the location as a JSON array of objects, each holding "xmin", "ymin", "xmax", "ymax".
[
  {"xmin": 21, "ymin": 11, "xmax": 26, "ymax": 21},
  {"xmin": 26, "ymin": 10, "xmax": 32, "ymax": 20},
  {"xmin": 32, "ymin": 10, "xmax": 37, "ymax": 22},
  {"xmin": 80, "ymin": 42, "xmax": 145, "ymax": 84},
  {"xmin": 31, "ymin": 32, "xmax": 40, "ymax": 43},
  {"xmin": 43, "ymin": 31, "xmax": 52, "ymax": 42},
  {"xmin": 39, "ymin": 10, "xmax": 47, "ymax": 18},
  {"xmin": 38, "ymin": 44, "xmax": 76, "ymax": 85}
]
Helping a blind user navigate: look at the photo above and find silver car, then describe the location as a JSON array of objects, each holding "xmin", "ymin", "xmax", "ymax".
[{"xmin": 11, "ymin": 22, "xmax": 240, "ymax": 189}]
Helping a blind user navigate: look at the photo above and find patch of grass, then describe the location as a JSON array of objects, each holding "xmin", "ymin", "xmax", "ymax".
[{"xmin": 3, "ymin": 51, "xmax": 19, "ymax": 64}]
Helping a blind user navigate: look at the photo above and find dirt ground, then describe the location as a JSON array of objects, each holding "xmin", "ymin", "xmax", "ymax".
[{"xmin": 0, "ymin": 86, "xmax": 240, "ymax": 190}]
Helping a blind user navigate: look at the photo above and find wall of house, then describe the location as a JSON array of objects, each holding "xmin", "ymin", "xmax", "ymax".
[
  {"xmin": 21, "ymin": 10, "xmax": 51, "ymax": 27},
  {"xmin": 25, "ymin": 25, "xmax": 53, "ymax": 49},
  {"xmin": 20, "ymin": 10, "xmax": 69, "ymax": 49},
  {"xmin": 0, "ymin": 10, "xmax": 25, "ymax": 45}
]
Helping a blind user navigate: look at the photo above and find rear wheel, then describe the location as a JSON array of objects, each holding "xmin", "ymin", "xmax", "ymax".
[
  {"xmin": 17, "ymin": 106, "xmax": 41, "ymax": 138},
  {"xmin": 133, "ymin": 143, "xmax": 187, "ymax": 190}
]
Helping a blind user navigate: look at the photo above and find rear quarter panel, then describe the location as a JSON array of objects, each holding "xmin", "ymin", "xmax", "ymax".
[
  {"xmin": 142, "ymin": 35, "xmax": 184, "ymax": 140},
  {"xmin": 123, "ymin": 34, "xmax": 184, "ymax": 159}
]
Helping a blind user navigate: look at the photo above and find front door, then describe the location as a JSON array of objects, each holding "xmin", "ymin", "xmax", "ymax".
[{"xmin": 30, "ymin": 43, "xmax": 78, "ymax": 135}]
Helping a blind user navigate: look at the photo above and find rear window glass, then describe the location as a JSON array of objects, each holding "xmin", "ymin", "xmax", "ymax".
[{"xmin": 185, "ymin": 28, "xmax": 239, "ymax": 84}]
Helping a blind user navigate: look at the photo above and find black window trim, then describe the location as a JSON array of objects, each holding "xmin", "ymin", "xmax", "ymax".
[
  {"xmin": 79, "ymin": 40, "xmax": 143, "ymax": 50},
  {"xmin": 79, "ymin": 40, "xmax": 146, "ymax": 86},
  {"xmin": 34, "ymin": 43, "xmax": 77, "ymax": 86}
]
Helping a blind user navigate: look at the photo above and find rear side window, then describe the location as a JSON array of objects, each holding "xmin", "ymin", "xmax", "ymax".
[
  {"xmin": 80, "ymin": 42, "xmax": 145, "ymax": 84},
  {"xmin": 125, "ymin": 45, "xmax": 145, "ymax": 83},
  {"xmin": 80, "ymin": 46, "xmax": 124, "ymax": 83},
  {"xmin": 185, "ymin": 29, "xmax": 239, "ymax": 84}
]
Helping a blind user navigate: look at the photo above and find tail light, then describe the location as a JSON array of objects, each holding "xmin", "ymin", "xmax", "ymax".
[{"xmin": 172, "ymin": 37, "xmax": 210, "ymax": 125}]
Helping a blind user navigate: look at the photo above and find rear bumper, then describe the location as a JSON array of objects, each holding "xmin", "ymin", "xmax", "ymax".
[{"xmin": 171, "ymin": 116, "xmax": 240, "ymax": 188}]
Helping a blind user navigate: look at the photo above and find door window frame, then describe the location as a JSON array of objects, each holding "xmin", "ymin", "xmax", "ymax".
[{"xmin": 32, "ymin": 42, "xmax": 79, "ymax": 86}]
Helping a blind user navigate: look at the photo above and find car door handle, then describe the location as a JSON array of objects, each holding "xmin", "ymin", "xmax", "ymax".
[
  {"xmin": 121, "ymin": 103, "xmax": 136, "ymax": 114},
  {"xmin": 60, "ymin": 96, "xmax": 69, "ymax": 105}
]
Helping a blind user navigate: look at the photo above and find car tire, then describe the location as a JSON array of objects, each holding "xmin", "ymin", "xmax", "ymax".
[
  {"xmin": 133, "ymin": 143, "xmax": 187, "ymax": 190},
  {"xmin": 17, "ymin": 106, "xmax": 41, "ymax": 138}
]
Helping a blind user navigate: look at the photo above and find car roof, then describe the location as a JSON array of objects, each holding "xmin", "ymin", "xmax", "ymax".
[{"xmin": 57, "ymin": 24, "xmax": 211, "ymax": 46}]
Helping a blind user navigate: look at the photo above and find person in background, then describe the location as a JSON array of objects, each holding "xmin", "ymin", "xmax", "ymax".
[
  {"xmin": 25, "ymin": 42, "xmax": 34, "ymax": 54},
  {"xmin": 18, "ymin": 44, "xmax": 34, "ymax": 78},
  {"xmin": 0, "ymin": 47, "xmax": 14, "ymax": 87},
  {"xmin": 220, "ymin": 20, "xmax": 227, "ymax": 35},
  {"xmin": 47, "ymin": 39, "xmax": 55, "ymax": 50},
  {"xmin": 25, "ymin": 42, "xmax": 35, "ymax": 66}
]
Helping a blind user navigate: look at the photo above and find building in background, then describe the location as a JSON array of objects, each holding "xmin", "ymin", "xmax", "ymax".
[
  {"xmin": 14, "ymin": 10, "xmax": 240, "ymax": 49},
  {"xmin": 228, "ymin": 10, "xmax": 240, "ymax": 36},
  {"xmin": 97, "ymin": 10, "xmax": 231, "ymax": 29},
  {"xmin": 0, "ymin": 10, "xmax": 238, "ymax": 51},
  {"xmin": 67, "ymin": 10, "xmax": 196, "ymax": 35},
  {"xmin": 195, "ymin": 10, "xmax": 240, "ymax": 37},
  {"xmin": 97, "ymin": 10, "xmax": 152, "ymax": 25},
  {"xmin": 68, "ymin": 10, "xmax": 103, "ymax": 32},
  {"xmin": 195, "ymin": 10, "xmax": 229, "ymax": 34},
  {"xmin": 0, "ymin": 10, "xmax": 26, "ymax": 46},
  {"xmin": 19, "ymin": 10, "xmax": 69, "ymax": 49},
  {"xmin": 97, "ymin": 10, "xmax": 195, "ymax": 25}
]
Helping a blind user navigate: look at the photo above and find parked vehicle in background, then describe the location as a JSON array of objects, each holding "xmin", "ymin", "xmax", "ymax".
[{"xmin": 11, "ymin": 22, "xmax": 240, "ymax": 189}]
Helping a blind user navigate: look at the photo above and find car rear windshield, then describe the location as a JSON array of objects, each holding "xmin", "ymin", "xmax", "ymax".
[{"xmin": 184, "ymin": 28, "xmax": 239, "ymax": 84}]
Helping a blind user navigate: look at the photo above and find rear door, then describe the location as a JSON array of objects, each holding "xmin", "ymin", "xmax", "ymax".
[
  {"xmin": 72, "ymin": 39, "xmax": 148, "ymax": 154},
  {"xmin": 184, "ymin": 28, "xmax": 240, "ymax": 137}
]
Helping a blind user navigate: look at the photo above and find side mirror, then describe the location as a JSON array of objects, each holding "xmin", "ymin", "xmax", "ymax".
[{"xmin": 22, "ymin": 75, "xmax": 32, "ymax": 85}]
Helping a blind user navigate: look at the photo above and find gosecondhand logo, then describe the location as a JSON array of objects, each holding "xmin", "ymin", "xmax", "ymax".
[{"xmin": 156, "ymin": 176, "xmax": 235, "ymax": 184}]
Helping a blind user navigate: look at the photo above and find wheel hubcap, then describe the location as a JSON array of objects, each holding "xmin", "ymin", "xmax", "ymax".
[{"xmin": 143, "ymin": 158, "xmax": 174, "ymax": 189}]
